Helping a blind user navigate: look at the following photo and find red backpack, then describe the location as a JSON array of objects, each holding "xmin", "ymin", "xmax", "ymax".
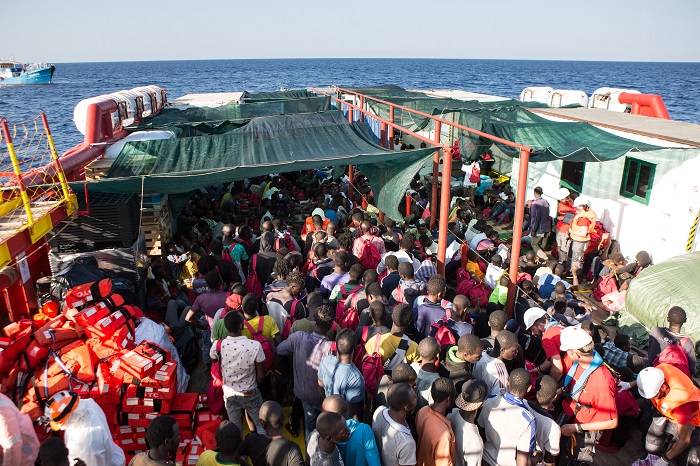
[
  {"xmin": 458, "ymin": 278, "xmax": 489, "ymax": 307},
  {"xmin": 594, "ymin": 274, "xmax": 619, "ymax": 301},
  {"xmin": 207, "ymin": 340, "xmax": 225, "ymax": 415},
  {"xmin": 221, "ymin": 245, "xmax": 235, "ymax": 264},
  {"xmin": 359, "ymin": 238, "xmax": 382, "ymax": 270},
  {"xmin": 429, "ymin": 312, "xmax": 460, "ymax": 349},
  {"xmin": 245, "ymin": 255, "xmax": 264, "ymax": 299},
  {"xmin": 362, "ymin": 334, "xmax": 386, "ymax": 399},
  {"xmin": 336, "ymin": 285, "xmax": 363, "ymax": 331},
  {"xmin": 353, "ymin": 326, "xmax": 370, "ymax": 370},
  {"xmin": 243, "ymin": 317, "xmax": 275, "ymax": 372},
  {"xmin": 653, "ymin": 338, "xmax": 692, "ymax": 377},
  {"xmin": 281, "ymin": 300, "xmax": 300, "ymax": 340}
]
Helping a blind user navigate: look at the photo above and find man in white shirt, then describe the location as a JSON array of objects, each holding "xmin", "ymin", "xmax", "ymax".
[
  {"xmin": 478, "ymin": 369, "xmax": 537, "ymax": 466},
  {"xmin": 372, "ymin": 383, "xmax": 417, "ymax": 466},
  {"xmin": 472, "ymin": 330, "xmax": 519, "ymax": 396},
  {"xmin": 525, "ymin": 374, "xmax": 561, "ymax": 466},
  {"xmin": 377, "ymin": 236, "xmax": 420, "ymax": 274},
  {"xmin": 448, "ymin": 379, "xmax": 488, "ymax": 466},
  {"xmin": 210, "ymin": 311, "xmax": 266, "ymax": 434}
]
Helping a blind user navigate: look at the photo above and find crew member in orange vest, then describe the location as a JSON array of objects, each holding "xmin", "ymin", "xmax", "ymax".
[
  {"xmin": 638, "ymin": 364, "xmax": 700, "ymax": 466},
  {"xmin": 568, "ymin": 196, "xmax": 596, "ymax": 271}
]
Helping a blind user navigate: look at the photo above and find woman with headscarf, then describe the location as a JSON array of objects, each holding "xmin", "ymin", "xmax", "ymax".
[{"xmin": 253, "ymin": 231, "xmax": 279, "ymax": 286}]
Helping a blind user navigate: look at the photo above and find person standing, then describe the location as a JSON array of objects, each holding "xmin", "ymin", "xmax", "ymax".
[
  {"xmin": 447, "ymin": 379, "xmax": 488, "ymax": 466},
  {"xmin": 525, "ymin": 186, "xmax": 552, "ymax": 261},
  {"xmin": 647, "ymin": 306, "xmax": 696, "ymax": 376},
  {"xmin": 478, "ymin": 369, "xmax": 536, "ymax": 466},
  {"xmin": 239, "ymin": 401, "xmax": 305, "ymax": 466},
  {"xmin": 554, "ymin": 188, "xmax": 576, "ymax": 269},
  {"xmin": 372, "ymin": 383, "xmax": 418, "ymax": 466},
  {"xmin": 276, "ymin": 304, "xmax": 335, "ymax": 442},
  {"xmin": 210, "ymin": 311, "xmax": 266, "ymax": 434},
  {"xmin": 472, "ymin": 330, "xmax": 519, "ymax": 397},
  {"xmin": 307, "ymin": 412, "xmax": 350, "ymax": 466},
  {"xmin": 42, "ymin": 391, "xmax": 125, "ymax": 466},
  {"xmin": 0, "ymin": 391, "xmax": 39, "ymax": 466},
  {"xmin": 318, "ymin": 329, "xmax": 366, "ymax": 420},
  {"xmin": 321, "ymin": 395, "xmax": 381, "ymax": 466},
  {"xmin": 185, "ymin": 270, "xmax": 229, "ymax": 367},
  {"xmin": 557, "ymin": 326, "xmax": 618, "ymax": 465},
  {"xmin": 568, "ymin": 196, "xmax": 596, "ymax": 272},
  {"xmin": 415, "ymin": 377, "xmax": 457, "ymax": 466},
  {"xmin": 129, "ymin": 415, "xmax": 180, "ymax": 466}
]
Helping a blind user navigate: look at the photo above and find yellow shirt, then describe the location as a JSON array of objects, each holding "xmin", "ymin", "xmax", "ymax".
[
  {"xmin": 196, "ymin": 450, "xmax": 240, "ymax": 466},
  {"xmin": 242, "ymin": 315, "xmax": 279, "ymax": 341},
  {"xmin": 466, "ymin": 261, "xmax": 485, "ymax": 281},
  {"xmin": 365, "ymin": 333, "xmax": 420, "ymax": 364}
]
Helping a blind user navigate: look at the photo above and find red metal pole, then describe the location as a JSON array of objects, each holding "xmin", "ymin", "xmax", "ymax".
[
  {"xmin": 348, "ymin": 165, "xmax": 354, "ymax": 198},
  {"xmin": 506, "ymin": 147, "xmax": 530, "ymax": 317},
  {"xmin": 431, "ymin": 121, "xmax": 441, "ymax": 230},
  {"xmin": 362, "ymin": 195, "xmax": 368, "ymax": 210},
  {"xmin": 347, "ymin": 101, "xmax": 353, "ymax": 123},
  {"xmin": 380, "ymin": 122, "xmax": 387, "ymax": 148},
  {"xmin": 437, "ymin": 147, "xmax": 453, "ymax": 275},
  {"xmin": 359, "ymin": 96, "xmax": 365, "ymax": 123},
  {"xmin": 389, "ymin": 106, "xmax": 395, "ymax": 149},
  {"xmin": 405, "ymin": 195, "xmax": 411, "ymax": 219}
]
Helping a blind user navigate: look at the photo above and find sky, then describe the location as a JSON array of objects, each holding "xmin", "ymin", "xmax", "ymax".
[{"xmin": 5, "ymin": 0, "xmax": 700, "ymax": 63}]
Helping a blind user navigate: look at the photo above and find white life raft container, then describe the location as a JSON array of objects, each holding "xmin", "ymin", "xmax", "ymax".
[
  {"xmin": 589, "ymin": 87, "xmax": 640, "ymax": 112},
  {"xmin": 520, "ymin": 87, "xmax": 554, "ymax": 105},
  {"xmin": 549, "ymin": 90, "xmax": 588, "ymax": 108}
]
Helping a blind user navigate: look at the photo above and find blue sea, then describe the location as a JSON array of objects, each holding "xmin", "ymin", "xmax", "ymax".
[{"xmin": 1, "ymin": 58, "xmax": 699, "ymax": 154}]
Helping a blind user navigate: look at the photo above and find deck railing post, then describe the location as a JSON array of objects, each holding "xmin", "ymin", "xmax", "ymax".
[
  {"xmin": 389, "ymin": 106, "xmax": 395, "ymax": 149},
  {"xmin": 380, "ymin": 121, "xmax": 387, "ymax": 148},
  {"xmin": 431, "ymin": 121, "xmax": 442, "ymax": 231},
  {"xmin": 41, "ymin": 113, "xmax": 71, "ymax": 204},
  {"xmin": 506, "ymin": 147, "xmax": 531, "ymax": 317},
  {"xmin": 437, "ymin": 147, "xmax": 453, "ymax": 275},
  {"xmin": 1, "ymin": 119, "xmax": 34, "ymax": 226}
]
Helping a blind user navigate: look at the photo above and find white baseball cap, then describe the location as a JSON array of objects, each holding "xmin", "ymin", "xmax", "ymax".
[
  {"xmin": 559, "ymin": 326, "xmax": 593, "ymax": 352},
  {"xmin": 556, "ymin": 187, "xmax": 571, "ymax": 201},
  {"xmin": 573, "ymin": 196, "xmax": 591, "ymax": 208},
  {"xmin": 524, "ymin": 307, "xmax": 547, "ymax": 330},
  {"xmin": 637, "ymin": 367, "xmax": 666, "ymax": 399}
]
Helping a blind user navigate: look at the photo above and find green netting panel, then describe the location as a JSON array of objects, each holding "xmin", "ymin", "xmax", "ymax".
[
  {"xmin": 82, "ymin": 111, "xmax": 435, "ymax": 221},
  {"xmin": 345, "ymin": 85, "xmax": 430, "ymax": 99},
  {"xmin": 625, "ymin": 252, "xmax": 700, "ymax": 344},
  {"xmin": 241, "ymin": 89, "xmax": 313, "ymax": 102},
  {"xmin": 130, "ymin": 96, "xmax": 331, "ymax": 130}
]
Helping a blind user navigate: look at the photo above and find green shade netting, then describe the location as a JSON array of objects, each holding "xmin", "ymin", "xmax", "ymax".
[
  {"xmin": 129, "ymin": 96, "xmax": 331, "ymax": 131},
  {"xmin": 82, "ymin": 111, "xmax": 435, "ymax": 221},
  {"xmin": 625, "ymin": 252, "xmax": 700, "ymax": 343},
  {"xmin": 241, "ymin": 89, "xmax": 314, "ymax": 102}
]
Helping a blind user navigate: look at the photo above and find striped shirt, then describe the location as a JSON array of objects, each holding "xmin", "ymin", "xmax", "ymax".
[{"xmin": 471, "ymin": 351, "xmax": 509, "ymax": 397}]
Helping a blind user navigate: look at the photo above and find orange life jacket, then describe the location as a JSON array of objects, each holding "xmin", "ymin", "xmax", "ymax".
[
  {"xmin": 652, "ymin": 363, "xmax": 700, "ymax": 426},
  {"xmin": 569, "ymin": 209, "xmax": 597, "ymax": 242}
]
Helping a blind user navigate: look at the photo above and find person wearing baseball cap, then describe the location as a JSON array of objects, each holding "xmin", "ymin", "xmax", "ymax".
[
  {"xmin": 637, "ymin": 364, "xmax": 700, "ymax": 466},
  {"xmin": 568, "ymin": 196, "xmax": 597, "ymax": 275},
  {"xmin": 41, "ymin": 391, "xmax": 125, "ymax": 466},
  {"xmin": 447, "ymin": 379, "xmax": 488, "ymax": 466},
  {"xmin": 554, "ymin": 187, "xmax": 576, "ymax": 270},
  {"xmin": 557, "ymin": 326, "xmax": 617, "ymax": 465}
]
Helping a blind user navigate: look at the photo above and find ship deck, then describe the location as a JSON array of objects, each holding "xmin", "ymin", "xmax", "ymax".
[
  {"xmin": 0, "ymin": 200, "xmax": 63, "ymax": 242},
  {"xmin": 530, "ymin": 106, "xmax": 700, "ymax": 147}
]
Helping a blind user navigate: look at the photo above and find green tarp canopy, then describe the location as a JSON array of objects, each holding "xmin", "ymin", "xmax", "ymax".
[
  {"xmin": 83, "ymin": 111, "xmax": 435, "ymax": 221},
  {"xmin": 241, "ymin": 89, "xmax": 314, "ymax": 102},
  {"xmin": 625, "ymin": 252, "xmax": 700, "ymax": 344},
  {"xmin": 129, "ymin": 96, "xmax": 331, "ymax": 131}
]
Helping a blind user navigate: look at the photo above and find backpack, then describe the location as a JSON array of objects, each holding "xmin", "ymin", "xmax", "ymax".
[
  {"xmin": 362, "ymin": 334, "xmax": 386, "ymax": 399},
  {"xmin": 245, "ymin": 255, "xmax": 264, "ymax": 299},
  {"xmin": 336, "ymin": 285, "xmax": 363, "ymax": 331},
  {"xmin": 353, "ymin": 326, "xmax": 370, "ymax": 370},
  {"xmin": 207, "ymin": 340, "xmax": 225, "ymax": 415},
  {"xmin": 429, "ymin": 313, "xmax": 460, "ymax": 349},
  {"xmin": 281, "ymin": 300, "xmax": 300, "ymax": 340},
  {"xmin": 275, "ymin": 233, "xmax": 298, "ymax": 253},
  {"xmin": 653, "ymin": 337, "xmax": 692, "ymax": 377},
  {"xmin": 359, "ymin": 238, "xmax": 382, "ymax": 270},
  {"xmin": 594, "ymin": 274, "xmax": 619, "ymax": 301},
  {"xmin": 244, "ymin": 317, "xmax": 275, "ymax": 372},
  {"xmin": 221, "ymin": 245, "xmax": 235, "ymax": 264},
  {"xmin": 171, "ymin": 325, "xmax": 199, "ymax": 375},
  {"xmin": 469, "ymin": 162, "xmax": 481, "ymax": 183},
  {"xmin": 461, "ymin": 279, "xmax": 489, "ymax": 307}
]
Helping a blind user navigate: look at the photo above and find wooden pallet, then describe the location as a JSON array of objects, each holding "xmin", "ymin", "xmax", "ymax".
[{"xmin": 141, "ymin": 194, "xmax": 172, "ymax": 256}]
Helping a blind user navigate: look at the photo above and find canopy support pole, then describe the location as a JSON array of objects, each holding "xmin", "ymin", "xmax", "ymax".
[
  {"xmin": 437, "ymin": 147, "xmax": 452, "ymax": 275},
  {"xmin": 506, "ymin": 147, "xmax": 530, "ymax": 318},
  {"xmin": 431, "ymin": 121, "xmax": 441, "ymax": 231},
  {"xmin": 348, "ymin": 165, "xmax": 354, "ymax": 198},
  {"xmin": 389, "ymin": 106, "xmax": 395, "ymax": 149}
]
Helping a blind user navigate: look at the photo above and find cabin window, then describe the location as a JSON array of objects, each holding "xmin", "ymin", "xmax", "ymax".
[
  {"xmin": 620, "ymin": 157, "xmax": 655, "ymax": 205},
  {"xmin": 560, "ymin": 161, "xmax": 585, "ymax": 193}
]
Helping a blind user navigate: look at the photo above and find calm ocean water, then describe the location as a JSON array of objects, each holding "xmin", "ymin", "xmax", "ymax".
[{"xmin": 1, "ymin": 58, "xmax": 698, "ymax": 154}]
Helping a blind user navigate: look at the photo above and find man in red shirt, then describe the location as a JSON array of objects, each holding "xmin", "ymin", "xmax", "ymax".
[
  {"xmin": 554, "ymin": 188, "xmax": 577, "ymax": 269},
  {"xmin": 638, "ymin": 365, "xmax": 700, "ymax": 466},
  {"xmin": 542, "ymin": 322, "xmax": 566, "ymax": 381},
  {"xmin": 557, "ymin": 326, "xmax": 617, "ymax": 465}
]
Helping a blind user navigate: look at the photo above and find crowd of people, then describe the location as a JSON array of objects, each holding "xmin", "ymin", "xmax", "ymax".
[{"xmin": 8, "ymin": 165, "xmax": 699, "ymax": 466}]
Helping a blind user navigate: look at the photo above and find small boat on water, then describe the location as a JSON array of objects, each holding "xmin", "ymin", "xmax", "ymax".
[{"xmin": 0, "ymin": 58, "xmax": 55, "ymax": 85}]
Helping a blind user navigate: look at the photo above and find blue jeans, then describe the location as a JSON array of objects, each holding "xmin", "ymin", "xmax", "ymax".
[
  {"xmin": 302, "ymin": 400, "xmax": 322, "ymax": 443},
  {"xmin": 491, "ymin": 202, "xmax": 507, "ymax": 218},
  {"xmin": 225, "ymin": 388, "xmax": 265, "ymax": 434},
  {"xmin": 202, "ymin": 329, "xmax": 212, "ymax": 365}
]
